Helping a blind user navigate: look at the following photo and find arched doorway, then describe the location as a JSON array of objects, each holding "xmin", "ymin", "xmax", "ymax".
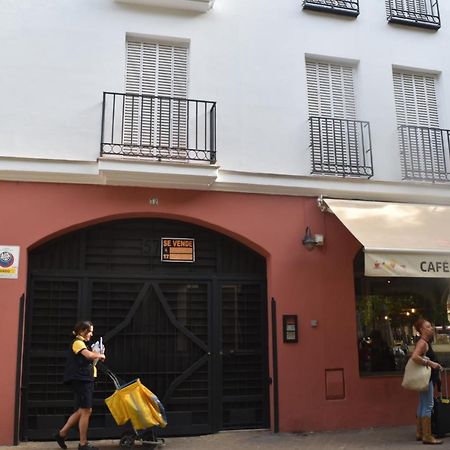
[{"xmin": 22, "ymin": 218, "xmax": 269, "ymax": 440}]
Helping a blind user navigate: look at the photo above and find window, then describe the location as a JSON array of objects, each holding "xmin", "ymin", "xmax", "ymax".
[
  {"xmin": 393, "ymin": 71, "xmax": 439, "ymax": 129},
  {"xmin": 393, "ymin": 70, "xmax": 449, "ymax": 181},
  {"xmin": 305, "ymin": 59, "xmax": 373, "ymax": 178},
  {"xmin": 302, "ymin": 0, "xmax": 359, "ymax": 17},
  {"xmin": 354, "ymin": 251, "xmax": 450, "ymax": 376},
  {"xmin": 126, "ymin": 39, "xmax": 188, "ymax": 101},
  {"xmin": 124, "ymin": 38, "xmax": 189, "ymax": 157},
  {"xmin": 306, "ymin": 60, "xmax": 357, "ymax": 121},
  {"xmin": 101, "ymin": 37, "xmax": 216, "ymax": 162},
  {"xmin": 386, "ymin": 0, "xmax": 440, "ymax": 29}
]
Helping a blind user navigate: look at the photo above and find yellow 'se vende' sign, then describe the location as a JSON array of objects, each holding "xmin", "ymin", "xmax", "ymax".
[{"xmin": 161, "ymin": 238, "xmax": 195, "ymax": 262}]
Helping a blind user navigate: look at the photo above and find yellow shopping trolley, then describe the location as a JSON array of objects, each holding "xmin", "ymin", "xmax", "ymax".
[{"xmin": 103, "ymin": 366, "xmax": 167, "ymax": 448}]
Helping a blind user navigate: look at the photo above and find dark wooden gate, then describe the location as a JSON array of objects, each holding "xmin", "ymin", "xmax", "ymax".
[{"xmin": 22, "ymin": 219, "xmax": 268, "ymax": 440}]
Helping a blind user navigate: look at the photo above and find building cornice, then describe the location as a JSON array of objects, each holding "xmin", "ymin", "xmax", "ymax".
[
  {"xmin": 1, "ymin": 156, "xmax": 450, "ymax": 205},
  {"xmin": 114, "ymin": 0, "xmax": 214, "ymax": 12}
]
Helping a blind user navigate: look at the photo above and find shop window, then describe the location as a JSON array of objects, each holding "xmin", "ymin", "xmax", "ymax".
[{"xmin": 354, "ymin": 251, "xmax": 450, "ymax": 376}]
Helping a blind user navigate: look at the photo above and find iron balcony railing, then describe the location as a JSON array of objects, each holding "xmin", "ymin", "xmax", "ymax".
[
  {"xmin": 309, "ymin": 116, "xmax": 373, "ymax": 178},
  {"xmin": 387, "ymin": 0, "xmax": 440, "ymax": 29},
  {"xmin": 303, "ymin": 0, "xmax": 359, "ymax": 16},
  {"xmin": 399, "ymin": 125, "xmax": 450, "ymax": 182},
  {"xmin": 101, "ymin": 92, "xmax": 217, "ymax": 164}
]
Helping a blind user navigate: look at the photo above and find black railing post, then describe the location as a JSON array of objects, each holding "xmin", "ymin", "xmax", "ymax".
[
  {"xmin": 209, "ymin": 103, "xmax": 217, "ymax": 164},
  {"xmin": 324, "ymin": 117, "xmax": 330, "ymax": 171},
  {"xmin": 177, "ymin": 98, "xmax": 181, "ymax": 149},
  {"xmin": 399, "ymin": 125, "xmax": 406, "ymax": 178},
  {"xmin": 213, "ymin": 103, "xmax": 217, "ymax": 163},
  {"xmin": 427, "ymin": 127, "xmax": 434, "ymax": 181},
  {"xmin": 311, "ymin": 117, "xmax": 322, "ymax": 169},
  {"xmin": 204, "ymin": 101, "xmax": 207, "ymax": 152},
  {"xmin": 434, "ymin": 0, "xmax": 440, "ymax": 25},
  {"xmin": 446, "ymin": 130, "xmax": 450, "ymax": 181},
  {"xmin": 195, "ymin": 101, "xmax": 199, "ymax": 150},
  {"xmin": 121, "ymin": 94, "xmax": 125, "ymax": 148},
  {"xmin": 186, "ymin": 99, "xmax": 190, "ymax": 154},
  {"xmin": 388, "ymin": 0, "xmax": 393, "ymax": 20},
  {"xmin": 139, "ymin": 93, "xmax": 144, "ymax": 150},
  {"xmin": 437, "ymin": 128, "xmax": 445, "ymax": 180},
  {"xmin": 131, "ymin": 95, "xmax": 135, "ymax": 149},
  {"xmin": 413, "ymin": 126, "xmax": 419, "ymax": 178},
  {"xmin": 352, "ymin": 120, "xmax": 359, "ymax": 174},
  {"xmin": 100, "ymin": 92, "xmax": 106, "ymax": 156},
  {"xmin": 111, "ymin": 93, "xmax": 116, "ymax": 146},
  {"xmin": 360, "ymin": 121, "xmax": 366, "ymax": 169},
  {"xmin": 271, "ymin": 298, "xmax": 279, "ymax": 433},
  {"xmin": 344, "ymin": 118, "xmax": 350, "ymax": 175},
  {"xmin": 366, "ymin": 122, "xmax": 374, "ymax": 178},
  {"xmin": 14, "ymin": 294, "xmax": 25, "ymax": 445}
]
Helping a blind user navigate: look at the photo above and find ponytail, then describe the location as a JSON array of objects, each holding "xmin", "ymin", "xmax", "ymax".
[{"xmin": 73, "ymin": 320, "xmax": 93, "ymax": 336}]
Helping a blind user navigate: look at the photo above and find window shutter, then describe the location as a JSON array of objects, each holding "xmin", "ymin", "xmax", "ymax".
[
  {"xmin": 124, "ymin": 39, "xmax": 188, "ymax": 155},
  {"xmin": 393, "ymin": 71, "xmax": 439, "ymax": 127},
  {"xmin": 393, "ymin": 70, "xmax": 443, "ymax": 179},
  {"xmin": 306, "ymin": 60, "xmax": 356, "ymax": 119},
  {"xmin": 125, "ymin": 41, "xmax": 188, "ymax": 98}
]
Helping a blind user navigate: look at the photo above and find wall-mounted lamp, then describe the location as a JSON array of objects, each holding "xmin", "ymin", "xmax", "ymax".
[{"xmin": 302, "ymin": 226, "xmax": 324, "ymax": 251}]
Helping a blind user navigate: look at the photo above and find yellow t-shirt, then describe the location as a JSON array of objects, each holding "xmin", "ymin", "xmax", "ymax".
[{"xmin": 72, "ymin": 339, "xmax": 97, "ymax": 378}]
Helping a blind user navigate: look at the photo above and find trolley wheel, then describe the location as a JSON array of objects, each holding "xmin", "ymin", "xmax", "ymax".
[
  {"xmin": 119, "ymin": 433, "xmax": 136, "ymax": 448},
  {"xmin": 142, "ymin": 444, "xmax": 157, "ymax": 449},
  {"xmin": 142, "ymin": 430, "xmax": 163, "ymax": 448}
]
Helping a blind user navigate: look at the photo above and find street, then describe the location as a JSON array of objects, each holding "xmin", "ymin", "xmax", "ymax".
[{"xmin": 0, "ymin": 426, "xmax": 443, "ymax": 450}]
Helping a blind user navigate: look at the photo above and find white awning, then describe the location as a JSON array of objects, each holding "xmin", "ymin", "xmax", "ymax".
[{"xmin": 324, "ymin": 198, "xmax": 450, "ymax": 278}]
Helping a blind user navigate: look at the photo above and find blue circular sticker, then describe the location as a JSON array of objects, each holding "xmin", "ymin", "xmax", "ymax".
[{"xmin": 0, "ymin": 251, "xmax": 14, "ymax": 268}]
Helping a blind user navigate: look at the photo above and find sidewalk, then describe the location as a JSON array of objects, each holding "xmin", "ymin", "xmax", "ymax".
[{"xmin": 1, "ymin": 426, "xmax": 446, "ymax": 450}]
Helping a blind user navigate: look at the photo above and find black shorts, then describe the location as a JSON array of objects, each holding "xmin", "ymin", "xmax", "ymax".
[{"xmin": 70, "ymin": 380, "xmax": 94, "ymax": 409}]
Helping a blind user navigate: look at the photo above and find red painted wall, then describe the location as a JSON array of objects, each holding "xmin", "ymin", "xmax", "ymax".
[{"xmin": 0, "ymin": 181, "xmax": 417, "ymax": 445}]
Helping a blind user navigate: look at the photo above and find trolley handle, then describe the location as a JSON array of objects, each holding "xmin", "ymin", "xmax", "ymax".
[{"xmin": 97, "ymin": 361, "xmax": 123, "ymax": 390}]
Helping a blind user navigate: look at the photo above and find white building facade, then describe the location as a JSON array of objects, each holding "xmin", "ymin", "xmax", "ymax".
[{"xmin": 2, "ymin": 0, "xmax": 450, "ymax": 445}]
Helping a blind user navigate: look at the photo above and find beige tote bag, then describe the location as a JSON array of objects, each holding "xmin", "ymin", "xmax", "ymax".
[{"xmin": 401, "ymin": 358, "xmax": 431, "ymax": 391}]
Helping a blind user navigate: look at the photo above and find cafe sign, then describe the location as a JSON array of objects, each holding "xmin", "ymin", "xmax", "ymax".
[
  {"xmin": 365, "ymin": 252, "xmax": 450, "ymax": 278},
  {"xmin": 161, "ymin": 238, "xmax": 195, "ymax": 263}
]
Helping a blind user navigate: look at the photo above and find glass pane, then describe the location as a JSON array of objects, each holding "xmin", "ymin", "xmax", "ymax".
[{"xmin": 354, "ymin": 251, "xmax": 450, "ymax": 376}]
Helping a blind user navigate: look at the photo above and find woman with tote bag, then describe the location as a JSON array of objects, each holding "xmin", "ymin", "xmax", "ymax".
[{"xmin": 410, "ymin": 319, "xmax": 443, "ymax": 445}]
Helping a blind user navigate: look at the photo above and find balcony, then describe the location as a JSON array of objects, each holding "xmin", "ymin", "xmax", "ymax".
[
  {"xmin": 114, "ymin": 0, "xmax": 215, "ymax": 12},
  {"xmin": 101, "ymin": 92, "xmax": 216, "ymax": 164},
  {"xmin": 399, "ymin": 125, "xmax": 450, "ymax": 182},
  {"xmin": 303, "ymin": 0, "xmax": 359, "ymax": 17},
  {"xmin": 309, "ymin": 116, "xmax": 373, "ymax": 178},
  {"xmin": 387, "ymin": 0, "xmax": 440, "ymax": 30}
]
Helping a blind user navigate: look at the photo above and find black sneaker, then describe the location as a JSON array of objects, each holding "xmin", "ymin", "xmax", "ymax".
[
  {"xmin": 78, "ymin": 443, "xmax": 99, "ymax": 450},
  {"xmin": 53, "ymin": 432, "xmax": 67, "ymax": 449}
]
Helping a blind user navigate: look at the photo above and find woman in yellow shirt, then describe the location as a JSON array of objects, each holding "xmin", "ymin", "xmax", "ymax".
[{"xmin": 54, "ymin": 321, "xmax": 106, "ymax": 450}]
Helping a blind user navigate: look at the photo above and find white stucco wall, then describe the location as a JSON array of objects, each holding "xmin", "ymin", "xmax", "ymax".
[{"xmin": 1, "ymin": 0, "xmax": 450, "ymax": 197}]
